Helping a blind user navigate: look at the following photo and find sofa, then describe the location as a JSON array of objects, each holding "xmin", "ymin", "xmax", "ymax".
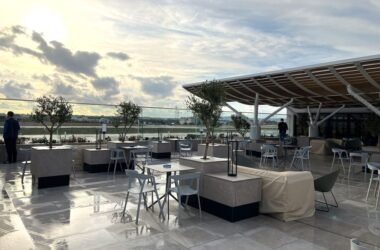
[{"xmin": 238, "ymin": 166, "xmax": 315, "ymax": 221}]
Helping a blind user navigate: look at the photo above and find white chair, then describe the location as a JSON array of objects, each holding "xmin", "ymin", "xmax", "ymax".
[
  {"xmin": 350, "ymin": 238, "xmax": 369, "ymax": 250},
  {"xmin": 366, "ymin": 162, "xmax": 380, "ymax": 208},
  {"xmin": 122, "ymin": 170, "xmax": 164, "ymax": 224},
  {"xmin": 348, "ymin": 152, "xmax": 369, "ymax": 178},
  {"xmin": 290, "ymin": 146, "xmax": 312, "ymax": 170},
  {"xmin": 19, "ymin": 148, "xmax": 31, "ymax": 184},
  {"xmin": 108, "ymin": 148, "xmax": 127, "ymax": 176},
  {"xmin": 331, "ymin": 148, "xmax": 349, "ymax": 174},
  {"xmin": 259, "ymin": 144, "xmax": 278, "ymax": 168},
  {"xmin": 179, "ymin": 141, "xmax": 192, "ymax": 157},
  {"xmin": 163, "ymin": 172, "xmax": 202, "ymax": 220},
  {"xmin": 130, "ymin": 149, "xmax": 149, "ymax": 172}
]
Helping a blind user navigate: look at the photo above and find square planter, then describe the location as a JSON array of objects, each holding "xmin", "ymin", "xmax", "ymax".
[
  {"xmin": 197, "ymin": 144, "xmax": 229, "ymax": 158},
  {"xmin": 83, "ymin": 148, "xmax": 110, "ymax": 173},
  {"xmin": 151, "ymin": 141, "xmax": 171, "ymax": 159},
  {"xmin": 31, "ymin": 146, "xmax": 73, "ymax": 189}
]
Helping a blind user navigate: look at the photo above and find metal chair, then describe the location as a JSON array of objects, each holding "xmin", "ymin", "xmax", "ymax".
[
  {"xmin": 259, "ymin": 144, "xmax": 278, "ymax": 168},
  {"xmin": 290, "ymin": 146, "xmax": 312, "ymax": 170},
  {"xmin": 19, "ymin": 148, "xmax": 31, "ymax": 184},
  {"xmin": 314, "ymin": 169, "xmax": 340, "ymax": 212},
  {"xmin": 331, "ymin": 148, "xmax": 349, "ymax": 174},
  {"xmin": 130, "ymin": 149, "xmax": 149, "ymax": 172},
  {"xmin": 122, "ymin": 170, "xmax": 164, "ymax": 224},
  {"xmin": 163, "ymin": 172, "xmax": 202, "ymax": 220},
  {"xmin": 348, "ymin": 152, "xmax": 369, "ymax": 179},
  {"xmin": 366, "ymin": 162, "xmax": 380, "ymax": 208},
  {"xmin": 350, "ymin": 238, "xmax": 369, "ymax": 250},
  {"xmin": 179, "ymin": 140, "xmax": 192, "ymax": 157},
  {"xmin": 107, "ymin": 148, "xmax": 127, "ymax": 176}
]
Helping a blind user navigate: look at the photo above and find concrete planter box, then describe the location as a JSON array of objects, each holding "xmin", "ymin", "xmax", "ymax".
[
  {"xmin": 179, "ymin": 156, "xmax": 228, "ymax": 194},
  {"xmin": 197, "ymin": 144, "xmax": 229, "ymax": 158},
  {"xmin": 151, "ymin": 141, "xmax": 171, "ymax": 158},
  {"xmin": 83, "ymin": 148, "xmax": 110, "ymax": 173},
  {"xmin": 107, "ymin": 141, "xmax": 138, "ymax": 149},
  {"xmin": 31, "ymin": 146, "xmax": 73, "ymax": 188}
]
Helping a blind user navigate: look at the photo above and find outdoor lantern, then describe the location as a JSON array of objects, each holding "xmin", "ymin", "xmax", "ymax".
[{"xmin": 227, "ymin": 140, "xmax": 239, "ymax": 177}]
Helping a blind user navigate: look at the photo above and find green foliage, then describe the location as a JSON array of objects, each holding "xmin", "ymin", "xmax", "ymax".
[
  {"xmin": 231, "ymin": 115, "xmax": 250, "ymax": 138},
  {"xmin": 31, "ymin": 96, "xmax": 73, "ymax": 148},
  {"xmin": 186, "ymin": 80, "xmax": 225, "ymax": 159},
  {"xmin": 114, "ymin": 101, "xmax": 142, "ymax": 142}
]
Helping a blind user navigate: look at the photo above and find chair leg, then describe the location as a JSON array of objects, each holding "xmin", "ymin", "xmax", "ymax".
[
  {"xmin": 107, "ymin": 160, "xmax": 112, "ymax": 175},
  {"xmin": 122, "ymin": 192, "xmax": 129, "ymax": 217},
  {"xmin": 330, "ymin": 191, "xmax": 338, "ymax": 208},
  {"xmin": 185, "ymin": 196, "xmax": 189, "ymax": 209},
  {"xmin": 366, "ymin": 171, "xmax": 374, "ymax": 201},
  {"xmin": 21, "ymin": 163, "xmax": 27, "ymax": 184},
  {"xmin": 376, "ymin": 184, "xmax": 380, "ymax": 209},
  {"xmin": 177, "ymin": 194, "xmax": 181, "ymax": 220},
  {"xmin": 113, "ymin": 160, "xmax": 117, "ymax": 176},
  {"xmin": 340, "ymin": 157, "xmax": 345, "ymax": 174},
  {"xmin": 316, "ymin": 192, "xmax": 330, "ymax": 212},
  {"xmin": 259, "ymin": 156, "xmax": 263, "ymax": 168},
  {"xmin": 331, "ymin": 154, "xmax": 336, "ymax": 170},
  {"xmin": 197, "ymin": 194, "xmax": 202, "ymax": 218},
  {"xmin": 155, "ymin": 189, "xmax": 165, "ymax": 220},
  {"xmin": 136, "ymin": 192, "xmax": 143, "ymax": 224}
]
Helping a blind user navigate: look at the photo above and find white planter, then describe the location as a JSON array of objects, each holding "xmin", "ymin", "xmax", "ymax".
[
  {"xmin": 31, "ymin": 146, "xmax": 73, "ymax": 188},
  {"xmin": 197, "ymin": 144, "xmax": 229, "ymax": 158}
]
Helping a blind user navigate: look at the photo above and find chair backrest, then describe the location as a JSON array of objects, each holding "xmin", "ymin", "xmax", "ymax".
[
  {"xmin": 125, "ymin": 169, "xmax": 151, "ymax": 189},
  {"xmin": 19, "ymin": 148, "xmax": 31, "ymax": 160},
  {"xmin": 170, "ymin": 172, "xmax": 201, "ymax": 192},
  {"xmin": 299, "ymin": 146, "xmax": 312, "ymax": 158},
  {"xmin": 350, "ymin": 152, "xmax": 369, "ymax": 164},
  {"xmin": 350, "ymin": 239, "xmax": 369, "ymax": 250},
  {"xmin": 314, "ymin": 169, "xmax": 340, "ymax": 193},
  {"xmin": 110, "ymin": 148, "xmax": 125, "ymax": 158},
  {"xmin": 261, "ymin": 144, "xmax": 277, "ymax": 155},
  {"xmin": 179, "ymin": 140, "xmax": 192, "ymax": 149}
]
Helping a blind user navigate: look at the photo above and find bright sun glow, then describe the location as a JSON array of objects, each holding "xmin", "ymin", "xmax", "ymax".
[{"xmin": 22, "ymin": 5, "xmax": 66, "ymax": 42}]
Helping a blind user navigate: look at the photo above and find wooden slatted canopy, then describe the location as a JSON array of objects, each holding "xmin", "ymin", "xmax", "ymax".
[{"xmin": 183, "ymin": 54, "xmax": 380, "ymax": 109}]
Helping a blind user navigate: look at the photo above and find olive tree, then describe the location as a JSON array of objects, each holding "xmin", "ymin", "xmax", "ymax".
[
  {"xmin": 31, "ymin": 96, "xmax": 73, "ymax": 149},
  {"xmin": 186, "ymin": 80, "xmax": 225, "ymax": 159},
  {"xmin": 231, "ymin": 115, "xmax": 250, "ymax": 138},
  {"xmin": 114, "ymin": 101, "xmax": 142, "ymax": 142}
]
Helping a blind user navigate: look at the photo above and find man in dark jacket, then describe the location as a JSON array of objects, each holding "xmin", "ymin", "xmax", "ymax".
[
  {"xmin": 3, "ymin": 111, "xmax": 20, "ymax": 163},
  {"xmin": 278, "ymin": 118, "xmax": 288, "ymax": 142}
]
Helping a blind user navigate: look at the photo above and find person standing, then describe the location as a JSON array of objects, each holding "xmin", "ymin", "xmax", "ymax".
[
  {"xmin": 278, "ymin": 118, "xmax": 288, "ymax": 142},
  {"xmin": 3, "ymin": 111, "xmax": 20, "ymax": 163}
]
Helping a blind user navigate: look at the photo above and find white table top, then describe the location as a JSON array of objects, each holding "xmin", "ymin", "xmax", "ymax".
[
  {"xmin": 144, "ymin": 162, "xmax": 195, "ymax": 173},
  {"xmin": 368, "ymin": 162, "xmax": 380, "ymax": 169},
  {"xmin": 121, "ymin": 145, "xmax": 148, "ymax": 150}
]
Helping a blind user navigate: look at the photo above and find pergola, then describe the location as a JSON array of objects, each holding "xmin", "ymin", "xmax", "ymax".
[{"xmin": 183, "ymin": 54, "xmax": 380, "ymax": 139}]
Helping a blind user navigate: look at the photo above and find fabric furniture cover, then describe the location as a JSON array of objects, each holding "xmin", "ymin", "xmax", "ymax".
[{"xmin": 238, "ymin": 166, "xmax": 315, "ymax": 221}]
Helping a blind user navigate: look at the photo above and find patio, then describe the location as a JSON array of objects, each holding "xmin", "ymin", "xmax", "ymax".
[{"xmin": 1, "ymin": 154, "xmax": 380, "ymax": 250}]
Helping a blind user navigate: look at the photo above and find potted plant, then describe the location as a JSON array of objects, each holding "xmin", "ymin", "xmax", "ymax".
[
  {"xmin": 231, "ymin": 115, "xmax": 250, "ymax": 139},
  {"xmin": 186, "ymin": 80, "xmax": 225, "ymax": 159},
  {"xmin": 31, "ymin": 96, "xmax": 73, "ymax": 148},
  {"xmin": 30, "ymin": 96, "xmax": 73, "ymax": 188},
  {"xmin": 113, "ymin": 101, "xmax": 142, "ymax": 142}
]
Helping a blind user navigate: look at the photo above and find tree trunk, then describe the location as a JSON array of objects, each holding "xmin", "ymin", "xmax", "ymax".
[
  {"xmin": 203, "ymin": 132, "xmax": 210, "ymax": 159},
  {"xmin": 49, "ymin": 132, "xmax": 53, "ymax": 149}
]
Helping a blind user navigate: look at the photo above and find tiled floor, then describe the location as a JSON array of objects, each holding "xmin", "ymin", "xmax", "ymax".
[{"xmin": 1, "ymin": 154, "xmax": 380, "ymax": 249}]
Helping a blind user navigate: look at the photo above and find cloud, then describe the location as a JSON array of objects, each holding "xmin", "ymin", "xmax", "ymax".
[
  {"xmin": 32, "ymin": 32, "xmax": 101, "ymax": 77},
  {"xmin": 91, "ymin": 77, "xmax": 120, "ymax": 98},
  {"xmin": 0, "ymin": 80, "xmax": 33, "ymax": 99},
  {"xmin": 132, "ymin": 76, "xmax": 177, "ymax": 98},
  {"xmin": 107, "ymin": 51, "xmax": 129, "ymax": 61}
]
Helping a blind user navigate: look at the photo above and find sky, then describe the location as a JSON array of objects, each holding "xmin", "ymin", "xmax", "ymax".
[{"xmin": 0, "ymin": 0, "xmax": 379, "ymax": 116}]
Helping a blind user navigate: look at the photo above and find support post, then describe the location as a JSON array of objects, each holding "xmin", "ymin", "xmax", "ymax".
[
  {"xmin": 307, "ymin": 104, "xmax": 345, "ymax": 137},
  {"xmin": 347, "ymin": 85, "xmax": 380, "ymax": 117}
]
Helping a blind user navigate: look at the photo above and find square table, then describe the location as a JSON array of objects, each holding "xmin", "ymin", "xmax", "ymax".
[{"xmin": 144, "ymin": 162, "xmax": 195, "ymax": 216}]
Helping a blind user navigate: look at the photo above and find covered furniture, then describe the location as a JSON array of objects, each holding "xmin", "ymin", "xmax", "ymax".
[{"xmin": 237, "ymin": 166, "xmax": 315, "ymax": 221}]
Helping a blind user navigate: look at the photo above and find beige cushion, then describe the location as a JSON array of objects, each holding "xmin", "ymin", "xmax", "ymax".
[{"xmin": 238, "ymin": 166, "xmax": 315, "ymax": 221}]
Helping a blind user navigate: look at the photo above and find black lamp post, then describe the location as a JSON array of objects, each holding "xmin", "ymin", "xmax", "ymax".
[{"xmin": 227, "ymin": 139, "xmax": 238, "ymax": 176}]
